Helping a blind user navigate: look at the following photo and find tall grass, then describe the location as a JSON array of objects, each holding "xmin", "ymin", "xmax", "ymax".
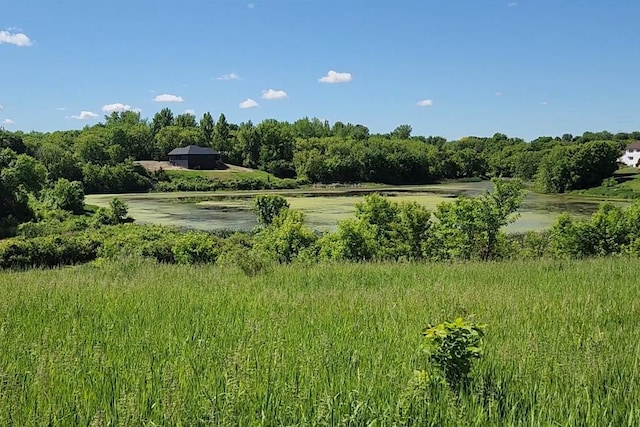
[{"xmin": 1, "ymin": 258, "xmax": 639, "ymax": 425}]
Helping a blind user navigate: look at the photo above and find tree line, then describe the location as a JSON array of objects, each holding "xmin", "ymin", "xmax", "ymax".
[
  {"xmin": 5, "ymin": 109, "xmax": 632, "ymax": 189},
  {"xmin": 0, "ymin": 109, "xmax": 635, "ymax": 235}
]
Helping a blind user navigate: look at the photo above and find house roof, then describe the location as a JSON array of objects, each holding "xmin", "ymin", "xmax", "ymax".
[
  {"xmin": 625, "ymin": 142, "xmax": 640, "ymax": 151},
  {"xmin": 167, "ymin": 145, "xmax": 219, "ymax": 156}
]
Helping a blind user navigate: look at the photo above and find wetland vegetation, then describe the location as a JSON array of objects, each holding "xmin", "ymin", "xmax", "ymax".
[
  {"xmin": 2, "ymin": 258, "xmax": 640, "ymax": 425},
  {"xmin": 3, "ymin": 114, "xmax": 640, "ymax": 426},
  {"xmin": 86, "ymin": 181, "xmax": 624, "ymax": 233}
]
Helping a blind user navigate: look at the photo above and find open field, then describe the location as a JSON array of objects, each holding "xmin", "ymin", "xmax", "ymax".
[
  {"xmin": 87, "ymin": 182, "xmax": 625, "ymax": 232},
  {"xmin": 1, "ymin": 258, "xmax": 639, "ymax": 424},
  {"xmin": 165, "ymin": 167, "xmax": 276, "ymax": 182}
]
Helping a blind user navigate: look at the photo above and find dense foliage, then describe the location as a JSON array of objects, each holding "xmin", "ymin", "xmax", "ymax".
[
  {"xmin": 5, "ymin": 178, "xmax": 640, "ymax": 271},
  {"xmin": 1, "ymin": 115, "xmax": 635, "ymax": 202}
]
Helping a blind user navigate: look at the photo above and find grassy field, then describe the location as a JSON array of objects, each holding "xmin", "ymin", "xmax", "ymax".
[
  {"xmin": 166, "ymin": 168, "xmax": 278, "ymax": 182},
  {"xmin": 1, "ymin": 258, "xmax": 639, "ymax": 425},
  {"xmin": 573, "ymin": 167, "xmax": 640, "ymax": 199}
]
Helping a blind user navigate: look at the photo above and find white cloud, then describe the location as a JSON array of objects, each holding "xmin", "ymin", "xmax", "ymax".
[
  {"xmin": 239, "ymin": 98, "xmax": 258, "ymax": 109},
  {"xmin": 184, "ymin": 109, "xmax": 195, "ymax": 115},
  {"xmin": 0, "ymin": 30, "xmax": 32, "ymax": 47},
  {"xmin": 153, "ymin": 93, "xmax": 184, "ymax": 103},
  {"xmin": 261, "ymin": 89, "xmax": 288, "ymax": 100},
  {"xmin": 319, "ymin": 70, "xmax": 353, "ymax": 84},
  {"xmin": 71, "ymin": 111, "xmax": 98, "ymax": 120},
  {"xmin": 540, "ymin": 101, "xmax": 548, "ymax": 105},
  {"xmin": 56, "ymin": 107, "xmax": 66, "ymax": 111},
  {"xmin": 495, "ymin": 92, "xmax": 503, "ymax": 97},
  {"xmin": 217, "ymin": 73, "xmax": 242, "ymax": 81},
  {"xmin": 102, "ymin": 103, "xmax": 136, "ymax": 113},
  {"xmin": 2, "ymin": 119, "xmax": 15, "ymax": 125},
  {"xmin": 417, "ymin": 99, "xmax": 434, "ymax": 107}
]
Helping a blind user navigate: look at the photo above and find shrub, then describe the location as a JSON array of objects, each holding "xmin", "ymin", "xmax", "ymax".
[
  {"xmin": 318, "ymin": 218, "xmax": 379, "ymax": 261},
  {"xmin": 109, "ymin": 198, "xmax": 129, "ymax": 223},
  {"xmin": 320, "ymin": 194, "xmax": 432, "ymax": 262},
  {"xmin": 420, "ymin": 318, "xmax": 486, "ymax": 390},
  {"xmin": 253, "ymin": 194, "xmax": 290, "ymax": 226},
  {"xmin": 47, "ymin": 178, "xmax": 85, "ymax": 214},
  {"xmin": 216, "ymin": 246, "xmax": 272, "ymax": 276},
  {"xmin": 426, "ymin": 179, "xmax": 523, "ymax": 261},
  {"xmin": 172, "ymin": 232, "xmax": 219, "ymax": 265},
  {"xmin": 0, "ymin": 234, "xmax": 99, "ymax": 269},
  {"xmin": 254, "ymin": 209, "xmax": 317, "ymax": 263}
]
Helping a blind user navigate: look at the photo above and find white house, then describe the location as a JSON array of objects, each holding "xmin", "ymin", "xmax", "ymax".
[{"xmin": 618, "ymin": 142, "xmax": 640, "ymax": 167}]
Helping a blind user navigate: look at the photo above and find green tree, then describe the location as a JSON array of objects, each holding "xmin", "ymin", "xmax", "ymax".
[
  {"xmin": 253, "ymin": 194, "xmax": 290, "ymax": 226},
  {"xmin": 200, "ymin": 112, "xmax": 215, "ymax": 146},
  {"xmin": 151, "ymin": 108, "xmax": 175, "ymax": 134},
  {"xmin": 175, "ymin": 113, "xmax": 197, "ymax": 128},
  {"xmin": 0, "ymin": 148, "xmax": 35, "ymax": 236},
  {"xmin": 36, "ymin": 143, "xmax": 83, "ymax": 182},
  {"xmin": 47, "ymin": 178, "xmax": 85, "ymax": 214},
  {"xmin": 0, "ymin": 130, "xmax": 27, "ymax": 154},
  {"xmin": 234, "ymin": 121, "xmax": 260, "ymax": 167},
  {"xmin": 214, "ymin": 113, "xmax": 230, "ymax": 153},
  {"xmin": 428, "ymin": 179, "xmax": 524, "ymax": 260},
  {"xmin": 109, "ymin": 198, "xmax": 129, "ymax": 223},
  {"xmin": 3, "ymin": 154, "xmax": 47, "ymax": 194},
  {"xmin": 391, "ymin": 124, "xmax": 412, "ymax": 140}
]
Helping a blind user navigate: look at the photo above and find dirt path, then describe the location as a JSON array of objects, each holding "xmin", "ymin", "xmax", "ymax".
[{"xmin": 136, "ymin": 160, "xmax": 256, "ymax": 173}]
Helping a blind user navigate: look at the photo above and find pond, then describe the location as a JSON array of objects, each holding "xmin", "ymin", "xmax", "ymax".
[{"xmin": 86, "ymin": 182, "xmax": 622, "ymax": 233}]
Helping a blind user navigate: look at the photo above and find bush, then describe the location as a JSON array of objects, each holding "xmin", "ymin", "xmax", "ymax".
[
  {"xmin": 0, "ymin": 234, "xmax": 99, "ymax": 269},
  {"xmin": 420, "ymin": 318, "xmax": 486, "ymax": 390},
  {"xmin": 320, "ymin": 194, "xmax": 432, "ymax": 262},
  {"xmin": 46, "ymin": 178, "xmax": 85, "ymax": 214},
  {"xmin": 254, "ymin": 209, "xmax": 317, "ymax": 263},
  {"xmin": 253, "ymin": 194, "xmax": 290, "ymax": 226},
  {"xmin": 216, "ymin": 246, "xmax": 272, "ymax": 276},
  {"xmin": 172, "ymin": 232, "xmax": 219, "ymax": 265},
  {"xmin": 17, "ymin": 216, "xmax": 90, "ymax": 238}
]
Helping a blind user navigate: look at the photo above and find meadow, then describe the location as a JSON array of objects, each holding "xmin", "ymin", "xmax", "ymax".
[{"xmin": 1, "ymin": 258, "xmax": 639, "ymax": 425}]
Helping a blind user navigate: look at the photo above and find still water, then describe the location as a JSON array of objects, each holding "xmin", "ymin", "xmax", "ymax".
[{"xmin": 86, "ymin": 182, "xmax": 622, "ymax": 233}]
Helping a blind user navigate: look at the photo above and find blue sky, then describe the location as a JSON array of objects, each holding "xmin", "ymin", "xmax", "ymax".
[{"xmin": 1, "ymin": 0, "xmax": 639, "ymax": 140}]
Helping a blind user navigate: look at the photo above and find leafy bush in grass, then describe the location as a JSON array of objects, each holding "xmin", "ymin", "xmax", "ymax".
[
  {"xmin": 172, "ymin": 231, "xmax": 220, "ymax": 265},
  {"xmin": 254, "ymin": 209, "xmax": 318, "ymax": 263},
  {"xmin": 0, "ymin": 234, "xmax": 99, "ymax": 269}
]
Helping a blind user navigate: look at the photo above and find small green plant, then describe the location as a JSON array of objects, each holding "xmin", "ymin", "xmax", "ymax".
[
  {"xmin": 253, "ymin": 194, "xmax": 290, "ymax": 226},
  {"xmin": 602, "ymin": 177, "xmax": 617, "ymax": 188},
  {"xmin": 420, "ymin": 317, "xmax": 486, "ymax": 389},
  {"xmin": 109, "ymin": 198, "xmax": 129, "ymax": 224}
]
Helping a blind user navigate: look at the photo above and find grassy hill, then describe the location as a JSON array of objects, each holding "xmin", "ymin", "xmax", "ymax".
[
  {"xmin": 573, "ymin": 166, "xmax": 640, "ymax": 199},
  {"xmin": 1, "ymin": 258, "xmax": 639, "ymax": 425}
]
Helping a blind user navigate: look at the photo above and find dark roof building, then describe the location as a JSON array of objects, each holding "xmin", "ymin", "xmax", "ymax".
[{"xmin": 168, "ymin": 145, "xmax": 221, "ymax": 170}]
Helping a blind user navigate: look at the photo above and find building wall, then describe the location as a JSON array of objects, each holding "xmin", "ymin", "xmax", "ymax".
[
  {"xmin": 618, "ymin": 150, "xmax": 640, "ymax": 167},
  {"xmin": 169, "ymin": 154, "xmax": 220, "ymax": 170},
  {"xmin": 168, "ymin": 157, "xmax": 189, "ymax": 168},
  {"xmin": 188, "ymin": 154, "xmax": 220, "ymax": 170}
]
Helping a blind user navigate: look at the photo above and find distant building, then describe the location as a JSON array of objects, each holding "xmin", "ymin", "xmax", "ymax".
[
  {"xmin": 618, "ymin": 142, "xmax": 640, "ymax": 167},
  {"xmin": 168, "ymin": 145, "xmax": 221, "ymax": 170}
]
